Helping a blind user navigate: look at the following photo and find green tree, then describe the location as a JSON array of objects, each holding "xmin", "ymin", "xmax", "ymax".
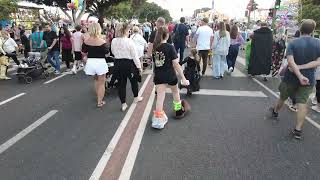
[
  {"xmin": 27, "ymin": 0, "xmax": 144, "ymax": 25},
  {"xmin": 136, "ymin": 2, "xmax": 172, "ymax": 23},
  {"xmin": 0, "ymin": 0, "xmax": 18, "ymax": 20},
  {"xmin": 300, "ymin": 0, "xmax": 320, "ymax": 30},
  {"xmin": 103, "ymin": 2, "xmax": 134, "ymax": 21}
]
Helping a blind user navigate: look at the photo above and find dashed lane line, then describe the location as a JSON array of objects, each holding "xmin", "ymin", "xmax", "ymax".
[
  {"xmin": 44, "ymin": 67, "xmax": 83, "ymax": 84},
  {"xmin": 89, "ymin": 75, "xmax": 152, "ymax": 180},
  {"xmin": 0, "ymin": 110, "xmax": 58, "ymax": 154},
  {"xmin": 0, "ymin": 93, "xmax": 26, "ymax": 106}
]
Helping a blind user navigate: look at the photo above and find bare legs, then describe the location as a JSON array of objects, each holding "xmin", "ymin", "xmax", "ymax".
[{"xmin": 95, "ymin": 75, "xmax": 106, "ymax": 107}]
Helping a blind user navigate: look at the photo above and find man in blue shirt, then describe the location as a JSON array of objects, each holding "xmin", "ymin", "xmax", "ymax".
[
  {"xmin": 173, "ymin": 17, "xmax": 189, "ymax": 63},
  {"xmin": 270, "ymin": 19, "xmax": 320, "ymax": 139}
]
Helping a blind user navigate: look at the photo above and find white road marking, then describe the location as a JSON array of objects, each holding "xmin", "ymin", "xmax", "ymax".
[
  {"xmin": 44, "ymin": 67, "xmax": 83, "ymax": 84},
  {"xmin": 118, "ymin": 89, "xmax": 155, "ymax": 180},
  {"xmin": 0, "ymin": 93, "xmax": 26, "ymax": 106},
  {"xmin": 166, "ymin": 88, "xmax": 267, "ymax": 98},
  {"xmin": 89, "ymin": 75, "xmax": 152, "ymax": 180},
  {"xmin": 204, "ymin": 67, "xmax": 246, "ymax": 77},
  {"xmin": 0, "ymin": 110, "xmax": 58, "ymax": 154},
  {"xmin": 236, "ymin": 56, "xmax": 320, "ymax": 130},
  {"xmin": 44, "ymin": 74, "xmax": 67, "ymax": 84}
]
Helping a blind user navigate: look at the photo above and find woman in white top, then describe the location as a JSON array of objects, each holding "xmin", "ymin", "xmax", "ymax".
[
  {"xmin": 82, "ymin": 23, "xmax": 109, "ymax": 108},
  {"xmin": 131, "ymin": 26, "xmax": 148, "ymax": 65},
  {"xmin": 111, "ymin": 23, "xmax": 143, "ymax": 111},
  {"xmin": 212, "ymin": 21, "xmax": 231, "ymax": 79},
  {"xmin": 1, "ymin": 31, "xmax": 26, "ymax": 68}
]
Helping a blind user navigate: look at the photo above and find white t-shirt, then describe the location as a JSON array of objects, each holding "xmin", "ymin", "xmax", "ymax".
[
  {"xmin": 2, "ymin": 38, "xmax": 18, "ymax": 53},
  {"xmin": 196, "ymin": 25, "xmax": 213, "ymax": 50},
  {"xmin": 72, "ymin": 31, "xmax": 82, "ymax": 52},
  {"xmin": 131, "ymin": 33, "xmax": 147, "ymax": 58}
]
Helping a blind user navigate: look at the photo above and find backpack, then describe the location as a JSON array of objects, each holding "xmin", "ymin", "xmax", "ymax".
[{"xmin": 172, "ymin": 24, "xmax": 181, "ymax": 43}]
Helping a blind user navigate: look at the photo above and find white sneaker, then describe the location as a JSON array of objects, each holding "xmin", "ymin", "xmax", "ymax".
[
  {"xmin": 54, "ymin": 70, "xmax": 61, "ymax": 75},
  {"xmin": 134, "ymin": 97, "xmax": 143, "ymax": 103},
  {"xmin": 311, "ymin": 97, "xmax": 318, "ymax": 105},
  {"xmin": 121, "ymin": 103, "xmax": 128, "ymax": 112},
  {"xmin": 312, "ymin": 105, "xmax": 320, "ymax": 113},
  {"xmin": 65, "ymin": 68, "xmax": 71, "ymax": 72},
  {"xmin": 151, "ymin": 112, "xmax": 168, "ymax": 129},
  {"xmin": 228, "ymin": 67, "xmax": 233, "ymax": 74},
  {"xmin": 72, "ymin": 68, "xmax": 77, "ymax": 74},
  {"xmin": 18, "ymin": 64, "xmax": 24, "ymax": 68}
]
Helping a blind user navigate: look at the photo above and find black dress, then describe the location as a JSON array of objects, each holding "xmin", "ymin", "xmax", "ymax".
[{"xmin": 180, "ymin": 57, "xmax": 200, "ymax": 92}]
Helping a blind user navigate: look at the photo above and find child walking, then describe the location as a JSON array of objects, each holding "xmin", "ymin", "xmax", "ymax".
[
  {"xmin": 180, "ymin": 48, "xmax": 201, "ymax": 95},
  {"xmin": 152, "ymin": 26, "xmax": 190, "ymax": 129}
]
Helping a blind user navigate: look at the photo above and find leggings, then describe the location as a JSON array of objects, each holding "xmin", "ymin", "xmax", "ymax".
[
  {"xmin": 115, "ymin": 59, "xmax": 139, "ymax": 104},
  {"xmin": 6, "ymin": 51, "xmax": 20, "ymax": 65}
]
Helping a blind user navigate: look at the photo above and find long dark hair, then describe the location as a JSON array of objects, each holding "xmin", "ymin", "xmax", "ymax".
[
  {"xmin": 153, "ymin": 26, "xmax": 169, "ymax": 49},
  {"xmin": 230, "ymin": 25, "xmax": 239, "ymax": 39},
  {"xmin": 63, "ymin": 26, "xmax": 71, "ymax": 39}
]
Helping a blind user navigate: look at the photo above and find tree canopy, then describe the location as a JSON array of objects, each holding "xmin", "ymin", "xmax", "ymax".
[
  {"xmin": 136, "ymin": 2, "xmax": 172, "ymax": 23},
  {"xmin": 27, "ymin": 0, "xmax": 144, "ymax": 25},
  {"xmin": 0, "ymin": 0, "xmax": 18, "ymax": 20},
  {"xmin": 300, "ymin": 0, "xmax": 320, "ymax": 30}
]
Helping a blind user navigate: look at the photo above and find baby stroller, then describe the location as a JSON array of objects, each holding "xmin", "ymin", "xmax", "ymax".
[
  {"xmin": 16, "ymin": 52, "xmax": 49, "ymax": 84},
  {"xmin": 179, "ymin": 61, "xmax": 201, "ymax": 96},
  {"xmin": 105, "ymin": 56, "xmax": 118, "ymax": 90}
]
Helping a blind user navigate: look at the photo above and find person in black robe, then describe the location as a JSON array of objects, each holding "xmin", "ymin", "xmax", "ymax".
[{"xmin": 248, "ymin": 22, "xmax": 273, "ymax": 80}]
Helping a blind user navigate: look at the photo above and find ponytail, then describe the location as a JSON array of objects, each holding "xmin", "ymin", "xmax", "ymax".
[{"xmin": 153, "ymin": 26, "xmax": 169, "ymax": 50}]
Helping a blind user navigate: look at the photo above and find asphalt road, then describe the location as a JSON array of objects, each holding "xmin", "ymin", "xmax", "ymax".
[{"xmin": 0, "ymin": 54, "xmax": 319, "ymax": 180}]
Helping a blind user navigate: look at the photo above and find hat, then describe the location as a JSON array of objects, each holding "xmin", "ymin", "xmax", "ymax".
[{"xmin": 202, "ymin": 17, "xmax": 209, "ymax": 24}]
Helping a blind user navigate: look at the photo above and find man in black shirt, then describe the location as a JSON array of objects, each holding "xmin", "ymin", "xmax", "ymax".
[
  {"xmin": 173, "ymin": 17, "xmax": 189, "ymax": 62},
  {"xmin": 43, "ymin": 23, "xmax": 60, "ymax": 74},
  {"xmin": 147, "ymin": 17, "xmax": 172, "ymax": 57}
]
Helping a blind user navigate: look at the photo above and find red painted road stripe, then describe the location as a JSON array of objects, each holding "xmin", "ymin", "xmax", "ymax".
[{"xmin": 100, "ymin": 75, "xmax": 154, "ymax": 180}]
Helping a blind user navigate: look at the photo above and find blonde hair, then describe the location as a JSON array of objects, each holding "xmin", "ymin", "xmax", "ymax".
[
  {"xmin": 115, "ymin": 23, "xmax": 131, "ymax": 38},
  {"xmin": 132, "ymin": 26, "xmax": 140, "ymax": 33},
  {"xmin": 88, "ymin": 23, "xmax": 101, "ymax": 37}
]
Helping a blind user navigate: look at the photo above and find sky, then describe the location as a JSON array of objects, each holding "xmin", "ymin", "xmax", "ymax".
[{"xmin": 148, "ymin": 0, "xmax": 275, "ymax": 19}]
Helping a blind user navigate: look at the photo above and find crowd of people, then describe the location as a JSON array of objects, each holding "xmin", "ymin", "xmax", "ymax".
[{"xmin": 0, "ymin": 16, "xmax": 319, "ymax": 137}]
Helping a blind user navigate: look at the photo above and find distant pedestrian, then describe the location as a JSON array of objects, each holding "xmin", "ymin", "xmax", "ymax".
[
  {"xmin": 195, "ymin": 17, "xmax": 214, "ymax": 76},
  {"xmin": 20, "ymin": 29, "xmax": 30, "ymax": 59},
  {"xmin": 71, "ymin": 25, "xmax": 83, "ymax": 74},
  {"xmin": 248, "ymin": 22, "xmax": 273, "ymax": 80},
  {"xmin": 131, "ymin": 26, "xmax": 148, "ymax": 67},
  {"xmin": 1, "ymin": 31, "xmax": 26, "ymax": 68},
  {"xmin": 82, "ymin": 23, "xmax": 109, "ymax": 108},
  {"xmin": 60, "ymin": 27, "xmax": 73, "ymax": 72},
  {"xmin": 269, "ymin": 19, "xmax": 320, "ymax": 139},
  {"xmin": 43, "ymin": 23, "xmax": 60, "ymax": 74},
  {"xmin": 227, "ymin": 24, "xmax": 244, "ymax": 74},
  {"xmin": 212, "ymin": 21, "xmax": 230, "ymax": 79},
  {"xmin": 172, "ymin": 17, "xmax": 189, "ymax": 62},
  {"xmin": 311, "ymin": 67, "xmax": 320, "ymax": 113}
]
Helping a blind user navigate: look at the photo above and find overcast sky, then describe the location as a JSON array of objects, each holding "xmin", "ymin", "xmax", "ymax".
[{"xmin": 148, "ymin": 0, "xmax": 275, "ymax": 19}]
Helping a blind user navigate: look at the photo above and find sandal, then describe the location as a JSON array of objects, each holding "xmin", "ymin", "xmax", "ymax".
[{"xmin": 97, "ymin": 101, "xmax": 106, "ymax": 108}]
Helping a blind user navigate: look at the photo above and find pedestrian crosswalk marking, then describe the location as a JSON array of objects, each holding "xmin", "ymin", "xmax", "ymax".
[
  {"xmin": 166, "ymin": 88, "xmax": 267, "ymax": 97},
  {"xmin": 203, "ymin": 67, "xmax": 246, "ymax": 77}
]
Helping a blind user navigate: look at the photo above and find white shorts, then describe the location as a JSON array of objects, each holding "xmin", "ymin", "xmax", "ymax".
[{"xmin": 84, "ymin": 58, "xmax": 109, "ymax": 76}]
